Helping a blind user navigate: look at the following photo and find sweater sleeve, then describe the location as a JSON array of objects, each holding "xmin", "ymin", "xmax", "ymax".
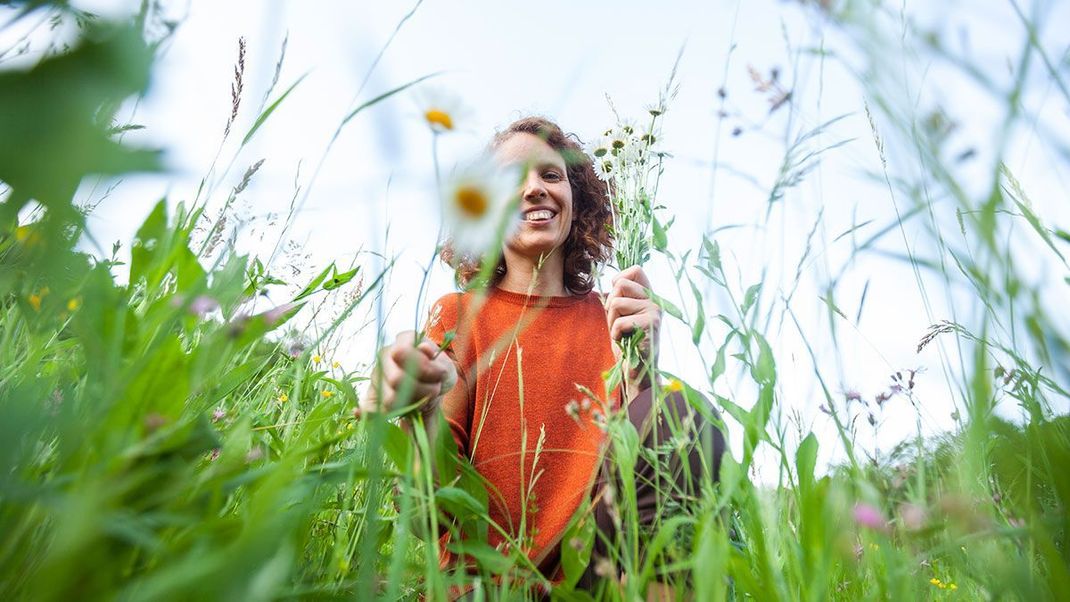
[{"xmin": 425, "ymin": 293, "xmax": 472, "ymax": 456}]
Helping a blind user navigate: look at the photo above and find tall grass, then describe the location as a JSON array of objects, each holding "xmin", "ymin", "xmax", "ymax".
[{"xmin": 1, "ymin": 1, "xmax": 1068, "ymax": 600}]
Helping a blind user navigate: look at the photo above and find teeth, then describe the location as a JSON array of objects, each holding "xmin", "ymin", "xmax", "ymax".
[{"xmin": 525, "ymin": 210, "xmax": 554, "ymax": 221}]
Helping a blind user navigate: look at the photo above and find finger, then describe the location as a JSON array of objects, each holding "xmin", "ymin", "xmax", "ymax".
[
  {"xmin": 611, "ymin": 276, "xmax": 649, "ymax": 300},
  {"xmin": 605, "ymin": 295, "xmax": 647, "ymax": 327},
  {"xmin": 388, "ymin": 342, "xmax": 445, "ymax": 382},
  {"xmin": 394, "ymin": 330, "xmax": 418, "ymax": 347},
  {"xmin": 612, "ymin": 265, "xmax": 651, "ymax": 289},
  {"xmin": 383, "ymin": 358, "xmax": 442, "ymax": 401},
  {"xmin": 416, "ymin": 340, "xmax": 440, "ymax": 359},
  {"xmin": 609, "ymin": 313, "xmax": 653, "ymax": 341}
]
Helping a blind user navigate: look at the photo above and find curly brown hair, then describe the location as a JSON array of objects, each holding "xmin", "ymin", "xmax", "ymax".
[{"xmin": 440, "ymin": 116, "xmax": 613, "ymax": 294}]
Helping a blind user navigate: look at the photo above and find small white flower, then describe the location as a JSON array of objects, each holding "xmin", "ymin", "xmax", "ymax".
[
  {"xmin": 593, "ymin": 156, "xmax": 614, "ymax": 183},
  {"xmin": 585, "ymin": 135, "xmax": 612, "ymax": 161},
  {"xmin": 414, "ymin": 87, "xmax": 470, "ymax": 134},
  {"xmin": 617, "ymin": 119, "xmax": 638, "ymax": 139},
  {"xmin": 442, "ymin": 154, "xmax": 520, "ymax": 256}
]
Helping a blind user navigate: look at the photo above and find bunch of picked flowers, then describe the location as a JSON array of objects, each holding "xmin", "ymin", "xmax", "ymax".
[{"xmin": 587, "ymin": 97, "xmax": 672, "ymax": 394}]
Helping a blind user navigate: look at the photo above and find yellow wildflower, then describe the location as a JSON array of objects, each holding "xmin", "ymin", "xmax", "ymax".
[
  {"xmin": 332, "ymin": 361, "xmax": 341, "ymax": 369},
  {"xmin": 949, "ymin": 583, "xmax": 958, "ymax": 591},
  {"xmin": 278, "ymin": 393, "xmax": 289, "ymax": 403},
  {"xmin": 321, "ymin": 390, "xmax": 334, "ymax": 398},
  {"xmin": 67, "ymin": 297, "xmax": 81, "ymax": 312},
  {"xmin": 930, "ymin": 578, "xmax": 941, "ymax": 587},
  {"xmin": 666, "ymin": 378, "xmax": 685, "ymax": 393},
  {"xmin": 28, "ymin": 287, "xmax": 48, "ymax": 312},
  {"xmin": 15, "ymin": 224, "xmax": 42, "ymax": 246},
  {"xmin": 312, "ymin": 354, "xmax": 322, "ymax": 364}
]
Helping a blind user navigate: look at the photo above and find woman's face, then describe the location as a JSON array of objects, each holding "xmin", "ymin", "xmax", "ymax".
[{"xmin": 495, "ymin": 132, "xmax": 574, "ymax": 261}]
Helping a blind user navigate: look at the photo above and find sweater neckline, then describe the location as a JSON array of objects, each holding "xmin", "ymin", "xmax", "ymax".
[{"xmin": 488, "ymin": 287, "xmax": 589, "ymax": 308}]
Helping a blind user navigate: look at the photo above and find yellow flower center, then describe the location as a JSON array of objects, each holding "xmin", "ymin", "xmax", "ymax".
[
  {"xmin": 454, "ymin": 185, "xmax": 489, "ymax": 218},
  {"xmin": 424, "ymin": 108, "xmax": 454, "ymax": 131}
]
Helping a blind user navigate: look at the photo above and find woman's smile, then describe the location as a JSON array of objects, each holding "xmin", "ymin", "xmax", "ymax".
[{"xmin": 521, "ymin": 207, "xmax": 558, "ymax": 225}]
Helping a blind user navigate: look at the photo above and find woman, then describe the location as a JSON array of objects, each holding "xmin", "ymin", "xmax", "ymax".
[{"xmin": 363, "ymin": 116, "xmax": 724, "ymax": 593}]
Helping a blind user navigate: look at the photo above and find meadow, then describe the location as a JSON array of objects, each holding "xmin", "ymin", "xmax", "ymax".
[{"xmin": 1, "ymin": 1, "xmax": 1068, "ymax": 600}]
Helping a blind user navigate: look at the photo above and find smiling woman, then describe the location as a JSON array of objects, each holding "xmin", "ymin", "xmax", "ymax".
[
  {"xmin": 362, "ymin": 116, "xmax": 725, "ymax": 596},
  {"xmin": 441, "ymin": 116, "xmax": 613, "ymax": 296}
]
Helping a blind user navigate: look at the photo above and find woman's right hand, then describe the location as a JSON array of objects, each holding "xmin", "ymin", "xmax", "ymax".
[{"xmin": 360, "ymin": 330, "xmax": 457, "ymax": 417}]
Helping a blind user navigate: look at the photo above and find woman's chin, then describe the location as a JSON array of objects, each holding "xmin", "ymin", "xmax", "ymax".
[{"xmin": 505, "ymin": 236, "xmax": 564, "ymax": 261}]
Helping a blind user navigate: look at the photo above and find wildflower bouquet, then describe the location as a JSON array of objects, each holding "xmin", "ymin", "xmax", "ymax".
[{"xmin": 588, "ymin": 98, "xmax": 672, "ymax": 395}]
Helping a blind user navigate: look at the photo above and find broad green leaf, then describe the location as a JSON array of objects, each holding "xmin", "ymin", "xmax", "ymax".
[
  {"xmin": 751, "ymin": 333, "xmax": 776, "ymax": 385},
  {"xmin": 322, "ymin": 265, "xmax": 359, "ymax": 291},
  {"xmin": 652, "ymin": 216, "xmax": 668, "ymax": 251},
  {"xmin": 0, "ymin": 23, "xmax": 160, "ymax": 221},
  {"xmin": 293, "ymin": 262, "xmax": 334, "ymax": 301},
  {"xmin": 646, "ymin": 289, "xmax": 683, "ymax": 321},
  {"xmin": 559, "ymin": 500, "xmax": 596, "ymax": 590}
]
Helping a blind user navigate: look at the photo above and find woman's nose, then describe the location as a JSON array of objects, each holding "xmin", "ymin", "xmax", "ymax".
[{"xmin": 522, "ymin": 171, "xmax": 546, "ymax": 200}]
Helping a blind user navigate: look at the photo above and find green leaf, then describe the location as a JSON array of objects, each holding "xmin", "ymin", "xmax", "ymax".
[
  {"xmin": 796, "ymin": 433, "xmax": 818, "ymax": 490},
  {"xmin": 293, "ymin": 262, "xmax": 334, "ymax": 302},
  {"xmin": 129, "ymin": 199, "xmax": 169, "ymax": 287},
  {"xmin": 559, "ymin": 500, "xmax": 596, "ymax": 590},
  {"xmin": 242, "ymin": 72, "xmax": 309, "ymax": 146},
  {"xmin": 697, "ymin": 235, "xmax": 723, "ymax": 270},
  {"xmin": 446, "ymin": 540, "xmax": 513, "ymax": 574},
  {"xmin": 741, "ymin": 283, "xmax": 762, "ymax": 316},
  {"xmin": 435, "ymin": 486, "xmax": 488, "ymax": 520},
  {"xmin": 646, "ymin": 289, "xmax": 683, "ymax": 321},
  {"xmin": 690, "ymin": 281, "xmax": 705, "ymax": 345},
  {"xmin": 341, "ymin": 72, "xmax": 442, "ymax": 128},
  {"xmin": 652, "ymin": 215, "xmax": 668, "ymax": 251},
  {"xmin": 0, "ymin": 23, "xmax": 160, "ymax": 222},
  {"xmin": 751, "ymin": 333, "xmax": 776, "ymax": 385},
  {"xmin": 710, "ymin": 337, "xmax": 730, "ymax": 384},
  {"xmin": 322, "ymin": 265, "xmax": 359, "ymax": 291}
]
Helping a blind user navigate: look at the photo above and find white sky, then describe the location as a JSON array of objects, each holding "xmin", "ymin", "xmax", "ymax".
[{"xmin": 4, "ymin": 0, "xmax": 1069, "ymax": 479}]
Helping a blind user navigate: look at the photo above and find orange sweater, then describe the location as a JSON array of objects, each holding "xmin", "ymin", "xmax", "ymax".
[{"xmin": 426, "ymin": 287, "xmax": 619, "ymax": 569}]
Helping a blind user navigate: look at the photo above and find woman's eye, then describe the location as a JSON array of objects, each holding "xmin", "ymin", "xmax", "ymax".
[{"xmin": 543, "ymin": 171, "xmax": 562, "ymax": 181}]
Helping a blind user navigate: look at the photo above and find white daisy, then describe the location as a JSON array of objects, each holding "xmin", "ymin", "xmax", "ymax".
[
  {"xmin": 414, "ymin": 87, "xmax": 470, "ymax": 134},
  {"xmin": 644, "ymin": 101, "xmax": 667, "ymax": 117},
  {"xmin": 585, "ymin": 135, "xmax": 612, "ymax": 161},
  {"xmin": 441, "ymin": 154, "xmax": 520, "ymax": 256},
  {"xmin": 593, "ymin": 156, "xmax": 614, "ymax": 183}
]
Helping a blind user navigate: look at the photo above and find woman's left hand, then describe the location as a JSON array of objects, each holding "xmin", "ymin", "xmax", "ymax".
[{"xmin": 605, "ymin": 265, "xmax": 662, "ymax": 374}]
